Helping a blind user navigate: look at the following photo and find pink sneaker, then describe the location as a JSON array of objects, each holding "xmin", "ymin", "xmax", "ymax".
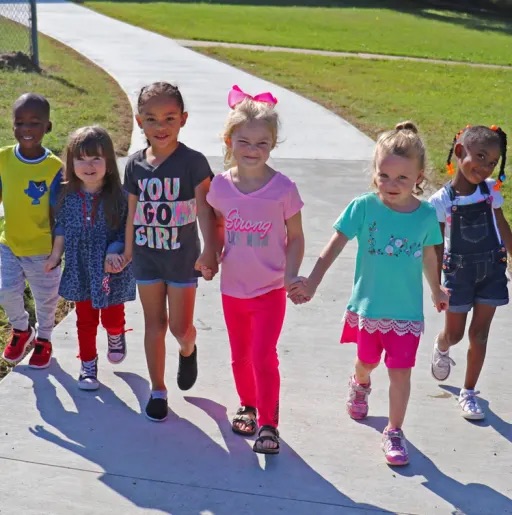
[
  {"xmin": 346, "ymin": 375, "xmax": 371, "ymax": 420},
  {"xmin": 382, "ymin": 428, "xmax": 409, "ymax": 466}
]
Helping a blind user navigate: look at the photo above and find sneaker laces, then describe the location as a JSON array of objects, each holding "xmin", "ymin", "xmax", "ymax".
[
  {"xmin": 460, "ymin": 390, "xmax": 481, "ymax": 412},
  {"xmin": 434, "ymin": 348, "xmax": 456, "ymax": 370},
  {"xmin": 384, "ymin": 430, "xmax": 405, "ymax": 452},
  {"xmin": 107, "ymin": 333, "xmax": 124, "ymax": 351},
  {"xmin": 81, "ymin": 359, "xmax": 97, "ymax": 378}
]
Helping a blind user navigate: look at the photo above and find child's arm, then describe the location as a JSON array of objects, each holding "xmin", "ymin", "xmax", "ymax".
[
  {"xmin": 423, "ymin": 245, "xmax": 449, "ymax": 312},
  {"xmin": 122, "ymin": 193, "xmax": 137, "ymax": 266},
  {"xmin": 213, "ymin": 209, "xmax": 225, "ymax": 259},
  {"xmin": 45, "ymin": 235, "xmax": 64, "ymax": 273},
  {"xmin": 284, "ymin": 211, "xmax": 305, "ymax": 290},
  {"xmin": 494, "ymin": 208, "xmax": 512, "ymax": 255},
  {"xmin": 434, "ymin": 222, "xmax": 445, "ymax": 283},
  {"xmin": 195, "ymin": 178, "xmax": 218, "ymax": 279},
  {"xmin": 105, "ymin": 197, "xmax": 129, "ymax": 274},
  {"xmin": 294, "ymin": 230, "xmax": 349, "ymax": 301}
]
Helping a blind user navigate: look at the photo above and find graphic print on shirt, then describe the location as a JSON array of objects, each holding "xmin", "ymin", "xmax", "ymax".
[
  {"xmin": 132, "ymin": 177, "xmax": 196, "ymax": 250},
  {"xmin": 24, "ymin": 180, "xmax": 48, "ymax": 205},
  {"xmin": 367, "ymin": 221, "xmax": 422, "ymax": 258},
  {"xmin": 225, "ymin": 207, "xmax": 272, "ymax": 248}
]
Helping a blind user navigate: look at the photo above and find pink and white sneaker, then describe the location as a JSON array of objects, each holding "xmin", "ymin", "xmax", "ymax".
[
  {"xmin": 346, "ymin": 375, "xmax": 371, "ymax": 420},
  {"xmin": 382, "ymin": 428, "xmax": 409, "ymax": 466}
]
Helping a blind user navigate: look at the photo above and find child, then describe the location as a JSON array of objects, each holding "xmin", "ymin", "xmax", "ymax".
[
  {"xmin": 0, "ymin": 93, "xmax": 62, "ymax": 369},
  {"xmin": 45, "ymin": 126, "xmax": 136, "ymax": 390},
  {"xmin": 429, "ymin": 125, "xmax": 511, "ymax": 420},
  {"xmin": 123, "ymin": 82, "xmax": 218, "ymax": 422},
  {"xmin": 292, "ymin": 122, "xmax": 449, "ymax": 466},
  {"xmin": 205, "ymin": 86, "xmax": 305, "ymax": 455}
]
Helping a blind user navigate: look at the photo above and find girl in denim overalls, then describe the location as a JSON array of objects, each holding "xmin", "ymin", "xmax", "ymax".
[{"xmin": 429, "ymin": 125, "xmax": 512, "ymax": 420}]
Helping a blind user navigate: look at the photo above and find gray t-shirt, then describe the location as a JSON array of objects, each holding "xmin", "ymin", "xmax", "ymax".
[{"xmin": 123, "ymin": 143, "xmax": 212, "ymax": 282}]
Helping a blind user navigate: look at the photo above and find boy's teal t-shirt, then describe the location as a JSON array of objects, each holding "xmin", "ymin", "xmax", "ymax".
[{"xmin": 334, "ymin": 193, "xmax": 442, "ymax": 322}]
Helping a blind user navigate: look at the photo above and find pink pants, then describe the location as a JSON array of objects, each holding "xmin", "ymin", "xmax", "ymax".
[{"xmin": 222, "ymin": 288, "xmax": 286, "ymax": 428}]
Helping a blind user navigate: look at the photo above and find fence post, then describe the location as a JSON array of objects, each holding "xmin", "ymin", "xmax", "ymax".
[{"xmin": 29, "ymin": 0, "xmax": 39, "ymax": 68}]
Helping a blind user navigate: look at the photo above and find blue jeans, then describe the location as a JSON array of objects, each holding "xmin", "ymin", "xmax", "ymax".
[{"xmin": 0, "ymin": 244, "xmax": 61, "ymax": 340}]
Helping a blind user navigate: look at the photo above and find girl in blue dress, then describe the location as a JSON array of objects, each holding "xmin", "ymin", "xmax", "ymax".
[{"xmin": 46, "ymin": 126, "xmax": 136, "ymax": 390}]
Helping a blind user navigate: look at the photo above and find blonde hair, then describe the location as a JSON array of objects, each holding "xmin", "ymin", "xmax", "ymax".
[
  {"xmin": 372, "ymin": 121, "xmax": 430, "ymax": 195},
  {"xmin": 222, "ymin": 98, "xmax": 280, "ymax": 168}
]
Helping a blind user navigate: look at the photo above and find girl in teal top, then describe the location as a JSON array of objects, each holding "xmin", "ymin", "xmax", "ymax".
[{"xmin": 292, "ymin": 121, "xmax": 449, "ymax": 466}]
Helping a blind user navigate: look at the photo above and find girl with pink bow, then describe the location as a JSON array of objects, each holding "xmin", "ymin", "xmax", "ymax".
[{"xmin": 205, "ymin": 85, "xmax": 305, "ymax": 454}]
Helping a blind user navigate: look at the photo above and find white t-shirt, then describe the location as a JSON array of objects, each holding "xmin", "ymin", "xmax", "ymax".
[{"xmin": 428, "ymin": 179, "xmax": 504, "ymax": 251}]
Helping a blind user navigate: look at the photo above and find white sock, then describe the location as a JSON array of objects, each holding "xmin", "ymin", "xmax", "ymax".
[{"xmin": 151, "ymin": 389, "xmax": 167, "ymax": 400}]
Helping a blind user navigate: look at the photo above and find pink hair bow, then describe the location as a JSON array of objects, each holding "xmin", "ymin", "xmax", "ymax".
[{"xmin": 228, "ymin": 85, "xmax": 278, "ymax": 109}]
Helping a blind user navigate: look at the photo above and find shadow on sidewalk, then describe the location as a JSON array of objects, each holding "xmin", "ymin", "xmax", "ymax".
[
  {"xmin": 361, "ymin": 416, "xmax": 512, "ymax": 515},
  {"xmin": 16, "ymin": 361, "xmax": 393, "ymax": 514},
  {"xmin": 438, "ymin": 384, "xmax": 512, "ymax": 444}
]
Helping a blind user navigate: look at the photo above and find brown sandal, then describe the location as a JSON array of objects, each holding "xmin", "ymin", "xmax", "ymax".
[
  {"xmin": 253, "ymin": 425, "xmax": 280, "ymax": 455},
  {"xmin": 231, "ymin": 406, "xmax": 257, "ymax": 436}
]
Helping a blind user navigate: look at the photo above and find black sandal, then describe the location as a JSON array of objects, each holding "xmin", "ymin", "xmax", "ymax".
[
  {"xmin": 231, "ymin": 406, "xmax": 257, "ymax": 436},
  {"xmin": 253, "ymin": 425, "xmax": 280, "ymax": 455}
]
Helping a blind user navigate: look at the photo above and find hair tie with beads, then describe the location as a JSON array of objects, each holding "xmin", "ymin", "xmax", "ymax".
[{"xmin": 445, "ymin": 127, "xmax": 468, "ymax": 175}]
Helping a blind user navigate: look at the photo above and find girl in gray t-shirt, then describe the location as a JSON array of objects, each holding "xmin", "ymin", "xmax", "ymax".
[{"xmin": 123, "ymin": 82, "xmax": 218, "ymax": 422}]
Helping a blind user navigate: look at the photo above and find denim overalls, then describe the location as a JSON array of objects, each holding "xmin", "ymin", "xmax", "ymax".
[{"xmin": 442, "ymin": 181, "xmax": 508, "ymax": 313}]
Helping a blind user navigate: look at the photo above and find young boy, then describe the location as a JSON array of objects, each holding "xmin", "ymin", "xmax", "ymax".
[{"xmin": 0, "ymin": 93, "xmax": 62, "ymax": 369}]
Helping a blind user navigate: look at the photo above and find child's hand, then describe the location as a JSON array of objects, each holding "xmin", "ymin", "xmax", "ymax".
[
  {"xmin": 44, "ymin": 255, "xmax": 62, "ymax": 273},
  {"xmin": 286, "ymin": 276, "xmax": 311, "ymax": 304},
  {"xmin": 195, "ymin": 249, "xmax": 218, "ymax": 281},
  {"xmin": 432, "ymin": 286, "xmax": 450, "ymax": 312},
  {"xmin": 105, "ymin": 253, "xmax": 125, "ymax": 274}
]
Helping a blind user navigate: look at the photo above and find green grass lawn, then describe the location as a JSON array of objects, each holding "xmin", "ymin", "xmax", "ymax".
[
  {"xmin": 196, "ymin": 46, "xmax": 512, "ymax": 214},
  {"xmin": 0, "ymin": 17, "xmax": 132, "ymax": 156},
  {"xmin": 0, "ymin": 19, "xmax": 132, "ymax": 378},
  {"xmin": 81, "ymin": 1, "xmax": 512, "ymax": 65}
]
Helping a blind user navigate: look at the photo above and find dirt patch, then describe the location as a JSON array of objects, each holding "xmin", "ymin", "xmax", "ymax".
[{"xmin": 0, "ymin": 52, "xmax": 40, "ymax": 72}]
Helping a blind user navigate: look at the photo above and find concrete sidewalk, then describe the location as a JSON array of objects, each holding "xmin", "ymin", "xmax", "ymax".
[{"xmin": 1, "ymin": 2, "xmax": 511, "ymax": 514}]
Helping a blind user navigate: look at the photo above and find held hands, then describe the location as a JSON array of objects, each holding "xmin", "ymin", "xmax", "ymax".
[
  {"xmin": 44, "ymin": 255, "xmax": 62, "ymax": 273},
  {"xmin": 286, "ymin": 276, "xmax": 314, "ymax": 305},
  {"xmin": 104, "ymin": 253, "xmax": 129, "ymax": 274},
  {"xmin": 432, "ymin": 286, "xmax": 450, "ymax": 312},
  {"xmin": 194, "ymin": 249, "xmax": 220, "ymax": 281}
]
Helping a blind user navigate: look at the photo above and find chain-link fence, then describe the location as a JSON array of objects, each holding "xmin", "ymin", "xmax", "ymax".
[{"xmin": 0, "ymin": 0, "xmax": 39, "ymax": 67}]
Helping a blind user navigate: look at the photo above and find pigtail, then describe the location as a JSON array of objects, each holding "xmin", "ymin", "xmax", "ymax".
[
  {"xmin": 491, "ymin": 125, "xmax": 507, "ymax": 191},
  {"xmin": 446, "ymin": 126, "xmax": 470, "ymax": 175},
  {"xmin": 446, "ymin": 136, "xmax": 457, "ymax": 175}
]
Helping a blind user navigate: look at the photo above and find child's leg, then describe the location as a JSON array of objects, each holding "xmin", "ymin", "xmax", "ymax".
[
  {"xmin": 167, "ymin": 285, "xmax": 199, "ymax": 391},
  {"xmin": 383, "ymin": 331, "xmax": 420, "ymax": 429},
  {"xmin": 355, "ymin": 359, "xmax": 379, "ymax": 384},
  {"xmin": 100, "ymin": 304, "xmax": 126, "ymax": 335},
  {"xmin": 101, "ymin": 303, "xmax": 127, "ymax": 364},
  {"xmin": 431, "ymin": 311, "xmax": 467, "ymax": 381},
  {"xmin": 381, "ymin": 331, "xmax": 419, "ymax": 466},
  {"xmin": 343, "ymin": 324, "xmax": 381, "ymax": 420},
  {"xmin": 0, "ymin": 244, "xmax": 30, "ymax": 332},
  {"xmin": 464, "ymin": 303, "xmax": 496, "ymax": 390},
  {"xmin": 75, "ymin": 300, "xmax": 100, "ymax": 361},
  {"xmin": 22, "ymin": 255, "xmax": 61, "ymax": 341},
  {"xmin": 167, "ymin": 285, "xmax": 196, "ymax": 356},
  {"xmin": 250, "ymin": 289, "xmax": 286, "ymax": 452},
  {"xmin": 221, "ymin": 294, "xmax": 256, "ymax": 431},
  {"xmin": 138, "ymin": 283, "xmax": 168, "ymax": 392},
  {"xmin": 437, "ymin": 311, "xmax": 467, "ymax": 351},
  {"xmin": 387, "ymin": 368, "xmax": 412, "ymax": 430}
]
